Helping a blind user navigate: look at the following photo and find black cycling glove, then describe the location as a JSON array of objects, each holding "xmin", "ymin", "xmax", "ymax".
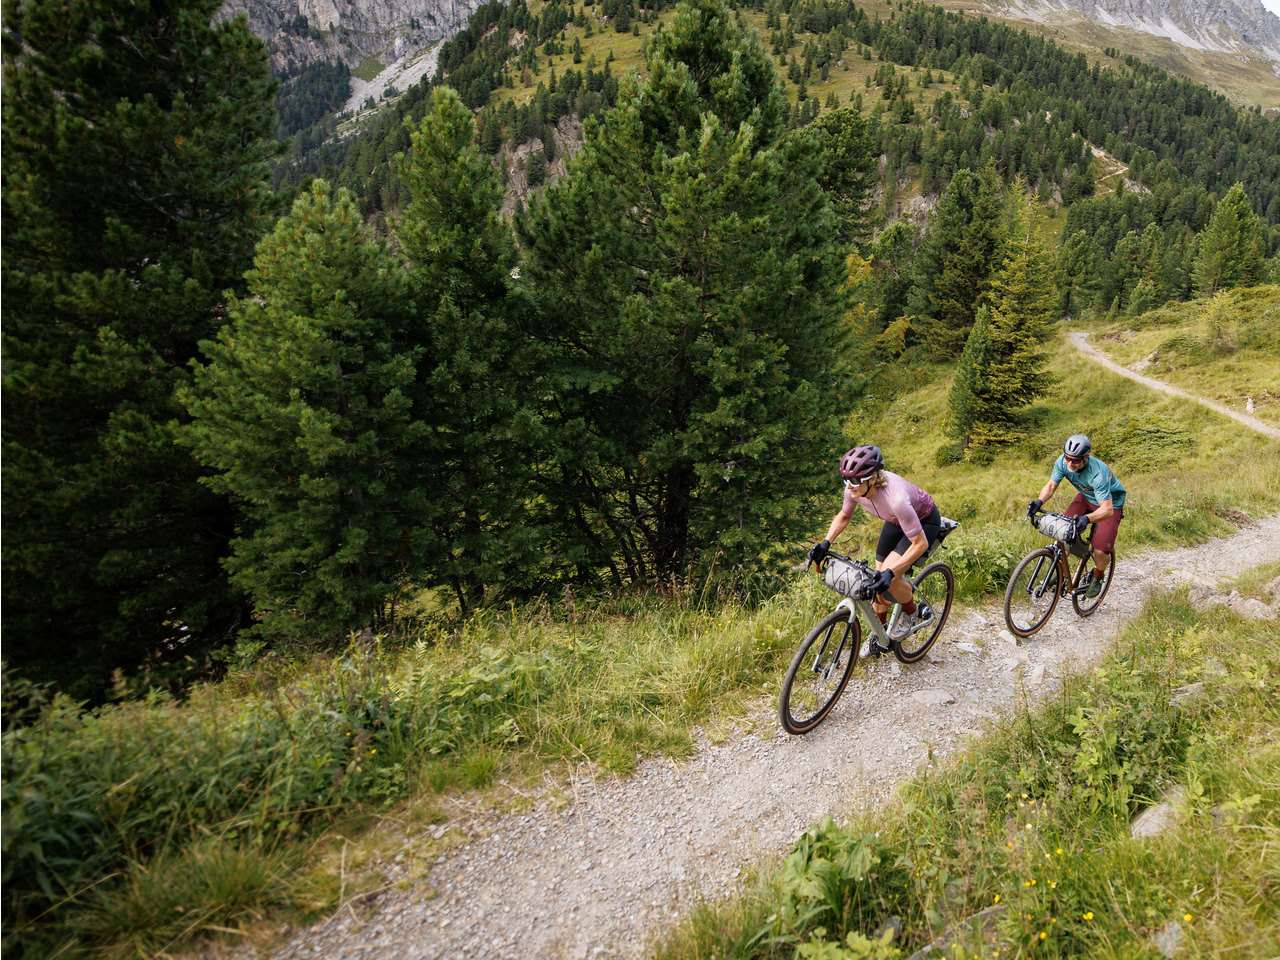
[
  {"xmin": 1074, "ymin": 514, "xmax": 1091, "ymax": 535},
  {"xmin": 807, "ymin": 539, "xmax": 831, "ymax": 566},
  {"xmin": 1027, "ymin": 499, "xmax": 1043, "ymax": 518},
  {"xmin": 870, "ymin": 567, "xmax": 894, "ymax": 595}
]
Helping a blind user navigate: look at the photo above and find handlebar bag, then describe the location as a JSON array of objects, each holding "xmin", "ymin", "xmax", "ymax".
[
  {"xmin": 1034, "ymin": 513, "xmax": 1078, "ymax": 543},
  {"xmin": 823, "ymin": 557, "xmax": 877, "ymax": 600}
]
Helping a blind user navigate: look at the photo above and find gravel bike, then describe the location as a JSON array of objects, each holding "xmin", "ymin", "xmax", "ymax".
[
  {"xmin": 778, "ymin": 518, "xmax": 959, "ymax": 735},
  {"xmin": 1003, "ymin": 507, "xmax": 1115, "ymax": 639}
]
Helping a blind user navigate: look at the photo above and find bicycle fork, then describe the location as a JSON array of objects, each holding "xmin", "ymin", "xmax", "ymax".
[{"xmin": 1026, "ymin": 549, "xmax": 1090, "ymax": 601}]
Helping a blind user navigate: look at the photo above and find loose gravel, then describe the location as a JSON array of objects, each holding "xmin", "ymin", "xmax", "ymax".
[{"xmin": 227, "ymin": 514, "xmax": 1280, "ymax": 960}]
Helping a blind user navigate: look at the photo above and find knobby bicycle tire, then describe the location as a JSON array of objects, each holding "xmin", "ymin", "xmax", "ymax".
[
  {"xmin": 1004, "ymin": 547, "xmax": 1062, "ymax": 638},
  {"xmin": 778, "ymin": 608, "xmax": 862, "ymax": 735},
  {"xmin": 894, "ymin": 561, "xmax": 954, "ymax": 663},
  {"xmin": 1071, "ymin": 551, "xmax": 1115, "ymax": 616}
]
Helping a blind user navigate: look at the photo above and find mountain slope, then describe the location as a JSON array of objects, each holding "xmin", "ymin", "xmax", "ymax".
[
  {"xmin": 982, "ymin": 0, "xmax": 1280, "ymax": 108},
  {"xmin": 1000, "ymin": 0, "xmax": 1280, "ymax": 57},
  {"xmin": 219, "ymin": 0, "xmax": 486, "ymax": 76}
]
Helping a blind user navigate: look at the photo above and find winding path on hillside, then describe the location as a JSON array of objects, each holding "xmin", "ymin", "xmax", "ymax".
[
  {"xmin": 233, "ymin": 518, "xmax": 1280, "ymax": 960},
  {"xmin": 1067, "ymin": 331, "xmax": 1280, "ymax": 440}
]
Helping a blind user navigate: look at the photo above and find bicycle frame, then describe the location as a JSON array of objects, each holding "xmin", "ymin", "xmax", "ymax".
[
  {"xmin": 830, "ymin": 521, "xmax": 954, "ymax": 646},
  {"xmin": 1022, "ymin": 528, "xmax": 1096, "ymax": 602},
  {"xmin": 833, "ymin": 596, "xmax": 892, "ymax": 645}
]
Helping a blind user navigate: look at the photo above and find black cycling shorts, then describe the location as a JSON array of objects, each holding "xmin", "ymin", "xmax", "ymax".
[{"xmin": 874, "ymin": 505, "xmax": 942, "ymax": 569}]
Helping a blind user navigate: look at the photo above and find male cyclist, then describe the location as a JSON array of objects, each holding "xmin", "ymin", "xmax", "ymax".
[
  {"xmin": 1028, "ymin": 434, "xmax": 1126, "ymax": 598},
  {"xmin": 808, "ymin": 445, "xmax": 943, "ymax": 649}
]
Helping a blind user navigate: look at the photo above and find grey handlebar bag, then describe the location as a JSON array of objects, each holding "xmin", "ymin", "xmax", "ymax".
[
  {"xmin": 1034, "ymin": 513, "xmax": 1092, "ymax": 559},
  {"xmin": 1034, "ymin": 513, "xmax": 1077, "ymax": 543},
  {"xmin": 823, "ymin": 557, "xmax": 877, "ymax": 601}
]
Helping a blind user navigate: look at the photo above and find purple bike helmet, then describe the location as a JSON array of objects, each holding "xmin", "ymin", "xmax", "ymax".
[{"xmin": 839, "ymin": 445, "xmax": 884, "ymax": 482}]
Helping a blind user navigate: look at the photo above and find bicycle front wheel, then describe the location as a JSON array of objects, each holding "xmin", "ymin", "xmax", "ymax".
[
  {"xmin": 1004, "ymin": 548, "xmax": 1062, "ymax": 638},
  {"xmin": 895, "ymin": 561, "xmax": 954, "ymax": 663},
  {"xmin": 778, "ymin": 608, "xmax": 862, "ymax": 735},
  {"xmin": 1071, "ymin": 552, "xmax": 1115, "ymax": 616}
]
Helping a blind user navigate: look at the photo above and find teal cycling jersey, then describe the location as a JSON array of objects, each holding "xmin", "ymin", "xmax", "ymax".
[{"xmin": 1051, "ymin": 455, "xmax": 1126, "ymax": 509}]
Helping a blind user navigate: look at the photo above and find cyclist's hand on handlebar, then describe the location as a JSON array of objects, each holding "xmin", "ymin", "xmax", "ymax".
[
  {"xmin": 807, "ymin": 539, "xmax": 830, "ymax": 568},
  {"xmin": 870, "ymin": 567, "xmax": 893, "ymax": 594},
  {"xmin": 1027, "ymin": 499, "xmax": 1043, "ymax": 518},
  {"xmin": 1074, "ymin": 514, "xmax": 1090, "ymax": 535}
]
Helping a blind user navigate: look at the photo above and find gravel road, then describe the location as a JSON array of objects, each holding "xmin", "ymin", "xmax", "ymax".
[{"xmin": 243, "ymin": 515, "xmax": 1280, "ymax": 960}]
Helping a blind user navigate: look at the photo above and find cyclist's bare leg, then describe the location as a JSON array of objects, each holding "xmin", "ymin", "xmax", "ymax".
[
  {"xmin": 876, "ymin": 553, "xmax": 914, "ymax": 605},
  {"xmin": 1091, "ymin": 547, "xmax": 1112, "ymax": 576}
]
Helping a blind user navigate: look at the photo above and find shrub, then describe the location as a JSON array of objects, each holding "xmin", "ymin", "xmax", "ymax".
[{"xmin": 934, "ymin": 441, "xmax": 965, "ymax": 466}]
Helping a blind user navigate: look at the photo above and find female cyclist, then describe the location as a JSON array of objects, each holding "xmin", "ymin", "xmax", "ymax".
[{"xmin": 808, "ymin": 445, "xmax": 943, "ymax": 648}]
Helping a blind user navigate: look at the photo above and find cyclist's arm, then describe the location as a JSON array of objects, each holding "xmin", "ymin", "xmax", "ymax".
[
  {"xmin": 1037, "ymin": 479, "xmax": 1059, "ymax": 503},
  {"xmin": 889, "ymin": 530, "xmax": 929, "ymax": 579},
  {"xmin": 1082, "ymin": 498, "xmax": 1113, "ymax": 522},
  {"xmin": 822, "ymin": 508, "xmax": 855, "ymax": 545}
]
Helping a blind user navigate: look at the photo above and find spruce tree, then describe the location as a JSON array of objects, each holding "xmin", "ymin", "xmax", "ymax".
[
  {"xmin": 2, "ymin": 0, "xmax": 279, "ymax": 695},
  {"xmin": 519, "ymin": 0, "xmax": 850, "ymax": 585},
  {"xmin": 909, "ymin": 165, "xmax": 1004, "ymax": 359},
  {"xmin": 966, "ymin": 190, "xmax": 1057, "ymax": 448},
  {"xmin": 180, "ymin": 184, "xmax": 423, "ymax": 642}
]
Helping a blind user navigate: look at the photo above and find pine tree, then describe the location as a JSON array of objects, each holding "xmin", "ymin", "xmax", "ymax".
[
  {"xmin": 180, "ymin": 184, "xmax": 423, "ymax": 641},
  {"xmin": 518, "ymin": 0, "xmax": 849, "ymax": 585},
  {"xmin": 811, "ymin": 108, "xmax": 877, "ymax": 247},
  {"xmin": 946, "ymin": 305, "xmax": 990, "ymax": 448},
  {"xmin": 1193, "ymin": 183, "xmax": 1264, "ymax": 297},
  {"xmin": 2, "ymin": 0, "xmax": 280, "ymax": 696},
  {"xmin": 394, "ymin": 88, "xmax": 544, "ymax": 613},
  {"xmin": 1057, "ymin": 229, "xmax": 1095, "ymax": 320}
]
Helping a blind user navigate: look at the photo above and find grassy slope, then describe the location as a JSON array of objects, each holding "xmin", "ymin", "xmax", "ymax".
[
  {"xmin": 975, "ymin": 1, "xmax": 1280, "ymax": 110},
  {"xmin": 814, "ymin": 316, "xmax": 1280, "ymax": 592},
  {"xmin": 1078, "ymin": 286, "xmax": 1280, "ymax": 429},
  {"xmin": 486, "ymin": 0, "xmax": 1280, "ymax": 118}
]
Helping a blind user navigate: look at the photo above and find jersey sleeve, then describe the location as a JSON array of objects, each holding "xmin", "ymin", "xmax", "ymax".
[
  {"xmin": 889, "ymin": 485, "xmax": 924, "ymax": 538},
  {"xmin": 1050, "ymin": 456, "xmax": 1067, "ymax": 484},
  {"xmin": 841, "ymin": 483, "xmax": 858, "ymax": 516}
]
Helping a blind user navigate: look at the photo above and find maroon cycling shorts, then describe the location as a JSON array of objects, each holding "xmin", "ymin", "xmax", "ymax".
[{"xmin": 1064, "ymin": 493, "xmax": 1122, "ymax": 554}]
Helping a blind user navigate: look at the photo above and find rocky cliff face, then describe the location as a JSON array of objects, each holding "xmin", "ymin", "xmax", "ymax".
[
  {"xmin": 219, "ymin": 0, "xmax": 486, "ymax": 75},
  {"xmin": 1002, "ymin": 0, "xmax": 1280, "ymax": 59}
]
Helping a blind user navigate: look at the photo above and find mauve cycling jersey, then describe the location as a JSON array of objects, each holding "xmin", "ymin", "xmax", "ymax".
[{"xmin": 840, "ymin": 470, "xmax": 936, "ymax": 538}]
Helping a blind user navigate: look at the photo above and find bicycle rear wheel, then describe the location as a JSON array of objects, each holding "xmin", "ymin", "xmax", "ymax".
[
  {"xmin": 1071, "ymin": 552, "xmax": 1115, "ymax": 616},
  {"xmin": 894, "ymin": 561, "xmax": 954, "ymax": 663},
  {"xmin": 1004, "ymin": 547, "xmax": 1062, "ymax": 638},
  {"xmin": 778, "ymin": 608, "xmax": 862, "ymax": 735}
]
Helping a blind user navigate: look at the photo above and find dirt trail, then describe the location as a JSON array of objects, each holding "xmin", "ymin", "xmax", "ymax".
[
  {"xmin": 242, "ymin": 517, "xmax": 1280, "ymax": 960},
  {"xmin": 1067, "ymin": 331, "xmax": 1280, "ymax": 440}
]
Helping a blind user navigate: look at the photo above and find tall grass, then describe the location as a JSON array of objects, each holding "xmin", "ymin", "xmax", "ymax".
[{"xmin": 1, "ymin": 581, "xmax": 838, "ymax": 956}]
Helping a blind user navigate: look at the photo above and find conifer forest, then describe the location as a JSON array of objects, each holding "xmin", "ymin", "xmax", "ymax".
[{"xmin": 4, "ymin": 0, "xmax": 1280, "ymax": 705}]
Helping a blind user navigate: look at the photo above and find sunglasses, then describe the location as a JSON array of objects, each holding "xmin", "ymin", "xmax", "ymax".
[{"xmin": 1064, "ymin": 455, "xmax": 1086, "ymax": 466}]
